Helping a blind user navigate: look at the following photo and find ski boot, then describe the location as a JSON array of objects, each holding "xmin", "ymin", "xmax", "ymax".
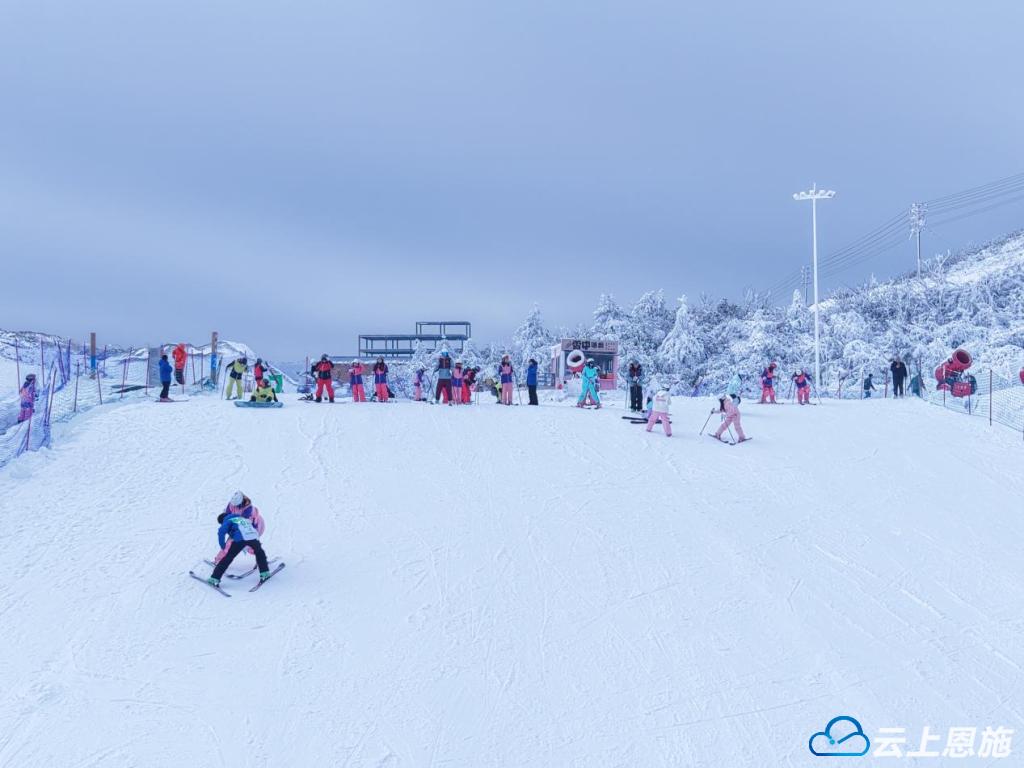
[
  {"xmin": 207, "ymin": 576, "xmax": 221, "ymax": 587},
  {"xmin": 259, "ymin": 571, "xmax": 272, "ymax": 583}
]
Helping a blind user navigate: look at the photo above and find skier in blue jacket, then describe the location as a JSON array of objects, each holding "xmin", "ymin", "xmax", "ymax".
[
  {"xmin": 208, "ymin": 509, "xmax": 272, "ymax": 586},
  {"xmin": 577, "ymin": 358, "xmax": 602, "ymax": 408},
  {"xmin": 526, "ymin": 359, "xmax": 539, "ymax": 405},
  {"xmin": 158, "ymin": 354, "xmax": 173, "ymax": 401}
]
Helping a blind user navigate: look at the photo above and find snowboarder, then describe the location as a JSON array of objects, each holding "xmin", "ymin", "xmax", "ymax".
[
  {"xmin": 759, "ymin": 362, "xmax": 778, "ymax": 404},
  {"xmin": 172, "ymin": 343, "xmax": 187, "ymax": 386},
  {"xmin": 435, "ymin": 351, "xmax": 453, "ymax": 404},
  {"xmin": 208, "ymin": 496, "xmax": 272, "ymax": 587},
  {"xmin": 452, "ymin": 362, "xmax": 465, "ymax": 404},
  {"xmin": 463, "ymin": 367, "xmax": 477, "ymax": 403},
  {"xmin": 498, "ymin": 355, "xmax": 514, "ymax": 405},
  {"xmin": 628, "ymin": 361, "xmax": 644, "ymax": 412},
  {"xmin": 646, "ymin": 386, "xmax": 672, "ymax": 437},
  {"xmin": 17, "ymin": 374, "xmax": 36, "ymax": 423},
  {"xmin": 250, "ymin": 377, "xmax": 278, "ymax": 403},
  {"xmin": 373, "ymin": 357, "xmax": 389, "ymax": 402},
  {"xmin": 349, "ymin": 360, "xmax": 366, "ymax": 402},
  {"xmin": 713, "ymin": 394, "xmax": 748, "ymax": 443},
  {"xmin": 791, "ymin": 368, "xmax": 811, "ymax": 405},
  {"xmin": 413, "ymin": 368, "xmax": 426, "ymax": 401},
  {"xmin": 890, "ymin": 357, "xmax": 908, "ymax": 398},
  {"xmin": 313, "ymin": 354, "xmax": 335, "ymax": 403},
  {"xmin": 526, "ymin": 358, "xmax": 539, "ymax": 405},
  {"xmin": 577, "ymin": 358, "xmax": 601, "ymax": 408},
  {"xmin": 226, "ymin": 357, "xmax": 248, "ymax": 400},
  {"xmin": 863, "ymin": 373, "xmax": 876, "ymax": 398},
  {"xmin": 726, "ymin": 373, "xmax": 742, "ymax": 404},
  {"xmin": 158, "ymin": 353, "xmax": 173, "ymax": 401}
]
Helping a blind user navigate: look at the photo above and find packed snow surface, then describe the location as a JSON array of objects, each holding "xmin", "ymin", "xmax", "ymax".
[{"xmin": 0, "ymin": 394, "xmax": 1022, "ymax": 767}]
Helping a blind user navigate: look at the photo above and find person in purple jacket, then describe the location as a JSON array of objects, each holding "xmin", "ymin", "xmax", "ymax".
[
  {"xmin": 17, "ymin": 374, "xmax": 37, "ymax": 423},
  {"xmin": 497, "ymin": 355, "xmax": 514, "ymax": 405}
]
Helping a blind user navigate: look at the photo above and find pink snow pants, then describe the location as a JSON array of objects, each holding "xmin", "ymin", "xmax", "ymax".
[
  {"xmin": 760, "ymin": 386, "xmax": 776, "ymax": 404},
  {"xmin": 501, "ymin": 382, "xmax": 513, "ymax": 405},
  {"xmin": 714, "ymin": 413, "xmax": 746, "ymax": 441},
  {"xmin": 375, "ymin": 383, "xmax": 389, "ymax": 402},
  {"xmin": 351, "ymin": 383, "xmax": 366, "ymax": 402},
  {"xmin": 797, "ymin": 386, "xmax": 809, "ymax": 404},
  {"xmin": 646, "ymin": 410, "xmax": 671, "ymax": 436},
  {"xmin": 414, "ymin": 384, "xmax": 422, "ymax": 401}
]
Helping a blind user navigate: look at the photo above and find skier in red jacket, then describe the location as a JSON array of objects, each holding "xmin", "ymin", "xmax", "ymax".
[{"xmin": 312, "ymin": 354, "xmax": 335, "ymax": 403}]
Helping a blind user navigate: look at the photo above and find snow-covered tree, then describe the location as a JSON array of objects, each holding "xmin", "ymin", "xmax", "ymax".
[
  {"xmin": 658, "ymin": 295, "xmax": 706, "ymax": 391},
  {"xmin": 618, "ymin": 290, "xmax": 673, "ymax": 383},
  {"xmin": 511, "ymin": 304, "xmax": 554, "ymax": 373},
  {"xmin": 590, "ymin": 293, "xmax": 628, "ymax": 341}
]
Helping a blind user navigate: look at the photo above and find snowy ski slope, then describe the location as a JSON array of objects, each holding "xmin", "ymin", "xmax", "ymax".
[{"xmin": 0, "ymin": 395, "xmax": 1021, "ymax": 767}]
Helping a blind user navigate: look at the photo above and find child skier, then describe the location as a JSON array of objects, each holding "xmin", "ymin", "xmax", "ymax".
[
  {"xmin": 208, "ymin": 493, "xmax": 271, "ymax": 586},
  {"xmin": 759, "ymin": 362, "xmax": 777, "ymax": 404},
  {"xmin": 863, "ymin": 373, "xmax": 876, "ymax": 398},
  {"xmin": 526, "ymin": 359, "xmax": 539, "ymax": 405},
  {"xmin": 792, "ymin": 368, "xmax": 811, "ymax": 405},
  {"xmin": 311, "ymin": 354, "xmax": 335, "ymax": 403},
  {"xmin": 713, "ymin": 394, "xmax": 748, "ymax": 443},
  {"xmin": 646, "ymin": 386, "xmax": 672, "ymax": 437},
  {"xmin": 373, "ymin": 357, "xmax": 389, "ymax": 402},
  {"xmin": 498, "ymin": 355, "xmax": 514, "ymax": 405},
  {"xmin": 158, "ymin": 353, "xmax": 173, "ymax": 401},
  {"xmin": 226, "ymin": 357, "xmax": 248, "ymax": 400},
  {"xmin": 349, "ymin": 360, "xmax": 366, "ymax": 402},
  {"xmin": 463, "ymin": 367, "xmax": 477, "ymax": 403},
  {"xmin": 210, "ymin": 491, "xmax": 266, "ymax": 564},
  {"xmin": 577, "ymin": 358, "xmax": 601, "ymax": 408},
  {"xmin": 17, "ymin": 374, "xmax": 36, "ymax": 423},
  {"xmin": 727, "ymin": 373, "xmax": 742, "ymax": 404},
  {"xmin": 452, "ymin": 362, "xmax": 464, "ymax": 404}
]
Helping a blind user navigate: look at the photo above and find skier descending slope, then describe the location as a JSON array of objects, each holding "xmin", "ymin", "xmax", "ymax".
[
  {"xmin": 210, "ymin": 491, "xmax": 266, "ymax": 567},
  {"xmin": 791, "ymin": 368, "xmax": 811, "ymax": 405},
  {"xmin": 498, "ymin": 355, "xmax": 515, "ymax": 406},
  {"xmin": 713, "ymin": 393, "xmax": 749, "ymax": 443},
  {"xmin": 373, "ymin": 358, "xmax": 389, "ymax": 402},
  {"xmin": 208, "ymin": 506, "xmax": 274, "ymax": 588},
  {"xmin": 577, "ymin": 358, "xmax": 602, "ymax": 408},
  {"xmin": 646, "ymin": 384, "xmax": 672, "ymax": 436},
  {"xmin": 349, "ymin": 360, "xmax": 367, "ymax": 402},
  {"xmin": 313, "ymin": 354, "xmax": 335, "ymax": 403},
  {"xmin": 759, "ymin": 362, "xmax": 778, "ymax": 404},
  {"xmin": 435, "ymin": 352, "xmax": 453, "ymax": 404}
]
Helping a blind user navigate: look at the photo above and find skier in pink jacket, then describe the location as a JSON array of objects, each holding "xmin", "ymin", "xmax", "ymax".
[
  {"xmin": 211, "ymin": 491, "xmax": 266, "ymax": 564},
  {"xmin": 713, "ymin": 394, "xmax": 748, "ymax": 443}
]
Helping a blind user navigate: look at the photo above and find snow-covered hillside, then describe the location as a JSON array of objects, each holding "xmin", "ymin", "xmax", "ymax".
[{"xmin": 0, "ymin": 395, "xmax": 1021, "ymax": 767}]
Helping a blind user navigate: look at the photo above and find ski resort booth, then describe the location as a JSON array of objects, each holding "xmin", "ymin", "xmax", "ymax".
[{"xmin": 550, "ymin": 339, "xmax": 619, "ymax": 390}]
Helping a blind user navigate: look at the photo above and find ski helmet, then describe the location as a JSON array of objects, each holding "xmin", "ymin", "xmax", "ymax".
[
  {"xmin": 230, "ymin": 491, "xmax": 244, "ymax": 507},
  {"xmin": 256, "ymin": 358, "xmax": 263, "ymax": 365},
  {"xmin": 586, "ymin": 357, "xmax": 595, "ymax": 364},
  {"xmin": 240, "ymin": 356, "xmax": 247, "ymax": 364},
  {"xmin": 321, "ymin": 354, "xmax": 329, "ymax": 361}
]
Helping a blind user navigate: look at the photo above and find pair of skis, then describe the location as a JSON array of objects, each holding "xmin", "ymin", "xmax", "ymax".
[
  {"xmin": 189, "ymin": 562, "xmax": 286, "ymax": 597},
  {"xmin": 709, "ymin": 435, "xmax": 753, "ymax": 447}
]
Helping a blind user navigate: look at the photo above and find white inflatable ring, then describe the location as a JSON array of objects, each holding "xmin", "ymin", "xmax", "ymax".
[{"xmin": 566, "ymin": 349, "xmax": 586, "ymax": 373}]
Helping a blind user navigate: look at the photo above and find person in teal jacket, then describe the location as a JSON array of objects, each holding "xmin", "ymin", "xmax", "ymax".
[
  {"xmin": 576, "ymin": 358, "xmax": 602, "ymax": 408},
  {"xmin": 726, "ymin": 373, "xmax": 742, "ymax": 404}
]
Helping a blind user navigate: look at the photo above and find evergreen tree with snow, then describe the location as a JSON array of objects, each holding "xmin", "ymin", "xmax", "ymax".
[
  {"xmin": 658, "ymin": 295, "xmax": 706, "ymax": 392},
  {"xmin": 590, "ymin": 293, "xmax": 627, "ymax": 341},
  {"xmin": 511, "ymin": 304, "xmax": 554, "ymax": 373},
  {"xmin": 619, "ymin": 290, "xmax": 673, "ymax": 383}
]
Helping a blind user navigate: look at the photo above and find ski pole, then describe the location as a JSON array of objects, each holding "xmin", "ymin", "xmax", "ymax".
[
  {"xmin": 515, "ymin": 372, "xmax": 523, "ymax": 405},
  {"xmin": 698, "ymin": 408, "xmax": 715, "ymax": 435},
  {"xmin": 727, "ymin": 425, "xmax": 737, "ymax": 444}
]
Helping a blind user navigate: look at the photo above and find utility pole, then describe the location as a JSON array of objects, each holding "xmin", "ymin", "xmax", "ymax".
[
  {"xmin": 793, "ymin": 183, "xmax": 836, "ymax": 390},
  {"xmin": 800, "ymin": 265, "xmax": 810, "ymax": 305},
  {"xmin": 910, "ymin": 202, "xmax": 926, "ymax": 278}
]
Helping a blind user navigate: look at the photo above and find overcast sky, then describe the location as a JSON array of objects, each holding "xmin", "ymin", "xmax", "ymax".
[{"xmin": 2, "ymin": 1, "xmax": 1023, "ymax": 359}]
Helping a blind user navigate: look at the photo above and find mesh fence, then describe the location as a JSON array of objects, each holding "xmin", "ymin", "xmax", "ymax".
[{"xmin": 1, "ymin": 340, "xmax": 219, "ymax": 469}]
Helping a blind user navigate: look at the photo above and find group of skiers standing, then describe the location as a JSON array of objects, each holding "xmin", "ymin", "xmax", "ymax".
[
  {"xmin": 220, "ymin": 356, "xmax": 279, "ymax": 404},
  {"xmin": 754, "ymin": 362, "xmax": 813, "ymax": 405},
  {"xmin": 309, "ymin": 355, "xmax": 391, "ymax": 403}
]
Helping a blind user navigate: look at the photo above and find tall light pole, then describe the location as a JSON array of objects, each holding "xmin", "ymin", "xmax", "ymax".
[
  {"xmin": 910, "ymin": 202, "xmax": 926, "ymax": 278},
  {"xmin": 793, "ymin": 183, "xmax": 836, "ymax": 390}
]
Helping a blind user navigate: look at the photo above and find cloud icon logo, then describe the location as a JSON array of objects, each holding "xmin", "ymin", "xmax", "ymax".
[{"xmin": 809, "ymin": 716, "xmax": 870, "ymax": 757}]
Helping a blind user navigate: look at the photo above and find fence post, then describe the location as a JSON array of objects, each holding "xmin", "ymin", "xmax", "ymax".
[
  {"xmin": 120, "ymin": 348, "xmax": 132, "ymax": 399},
  {"xmin": 883, "ymin": 371, "xmax": 889, "ymax": 399},
  {"xmin": 14, "ymin": 337, "xmax": 20, "ymax": 390},
  {"xmin": 90, "ymin": 332, "xmax": 97, "ymax": 377},
  {"xmin": 191, "ymin": 351, "xmax": 197, "ymax": 386},
  {"xmin": 74, "ymin": 362, "xmax": 80, "ymax": 413},
  {"xmin": 210, "ymin": 331, "xmax": 219, "ymax": 386},
  {"xmin": 45, "ymin": 366, "xmax": 57, "ymax": 427},
  {"xmin": 40, "ymin": 337, "xmax": 45, "ymax": 384},
  {"xmin": 97, "ymin": 363, "xmax": 103, "ymax": 405},
  {"xmin": 145, "ymin": 349, "xmax": 151, "ymax": 396},
  {"xmin": 989, "ymin": 369, "xmax": 992, "ymax": 426}
]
